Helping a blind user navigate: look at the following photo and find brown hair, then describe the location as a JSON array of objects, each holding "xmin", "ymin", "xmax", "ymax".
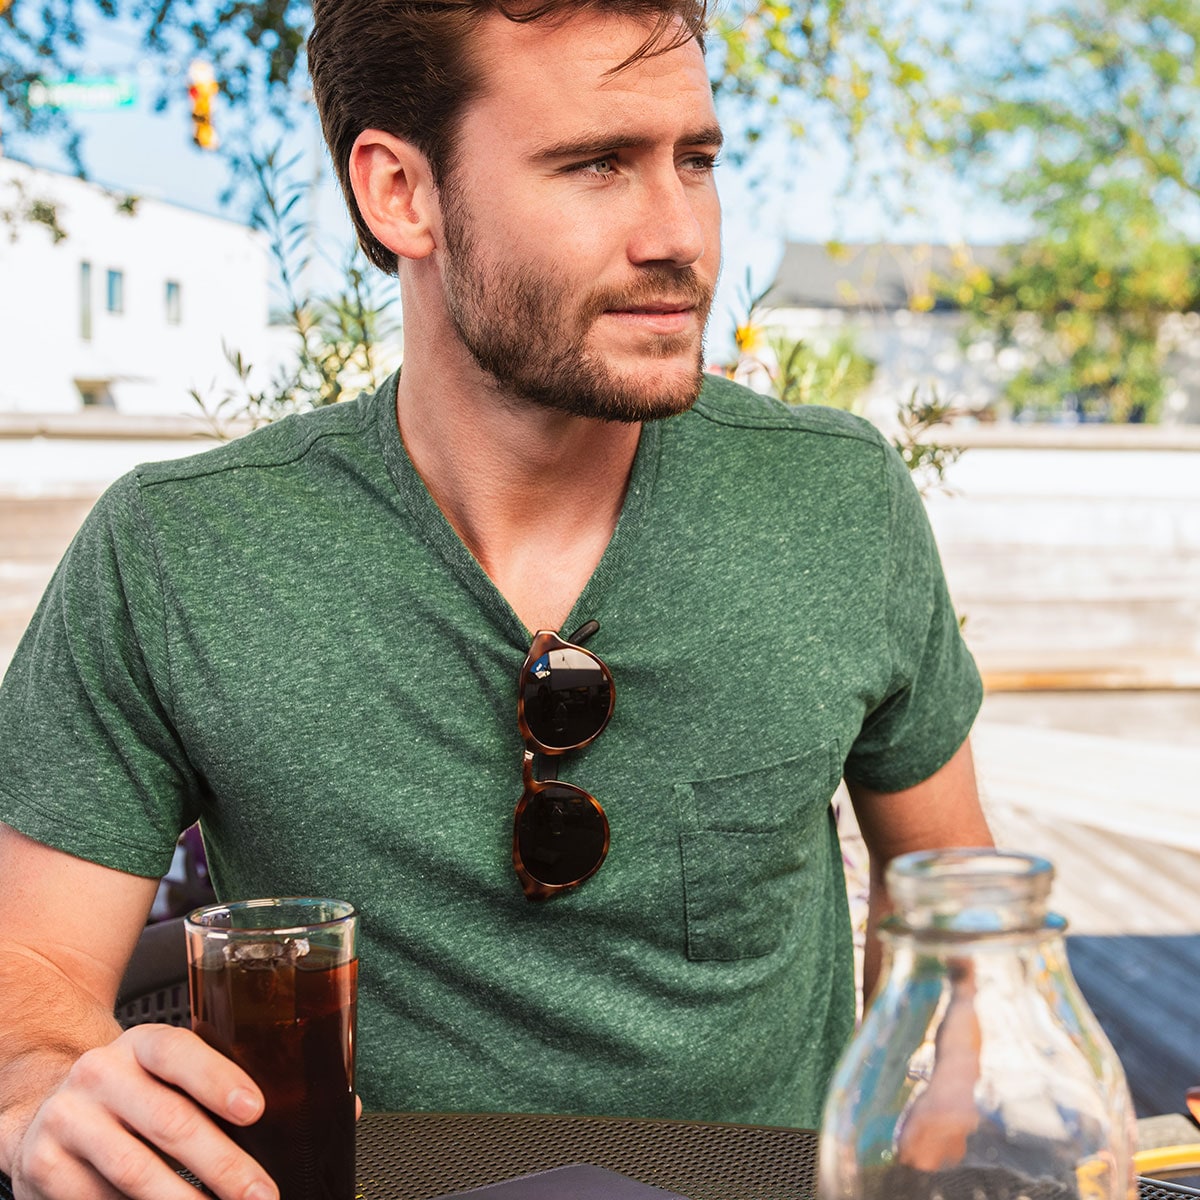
[{"xmin": 308, "ymin": 0, "xmax": 709, "ymax": 274}]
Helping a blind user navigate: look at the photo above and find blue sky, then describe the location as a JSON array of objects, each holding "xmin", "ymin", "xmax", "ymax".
[{"xmin": 4, "ymin": 11, "xmax": 1030, "ymax": 359}]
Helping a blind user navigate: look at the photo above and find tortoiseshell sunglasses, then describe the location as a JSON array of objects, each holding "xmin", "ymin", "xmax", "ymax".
[{"xmin": 513, "ymin": 620, "xmax": 614, "ymax": 901}]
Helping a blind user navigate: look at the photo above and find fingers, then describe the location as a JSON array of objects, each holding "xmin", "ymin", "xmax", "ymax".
[
  {"xmin": 123, "ymin": 1024, "xmax": 265, "ymax": 1129},
  {"xmin": 14, "ymin": 1025, "xmax": 278, "ymax": 1200}
]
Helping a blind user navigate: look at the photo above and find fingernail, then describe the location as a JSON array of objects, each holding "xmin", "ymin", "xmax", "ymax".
[
  {"xmin": 228, "ymin": 1087, "xmax": 261, "ymax": 1121},
  {"xmin": 245, "ymin": 1182, "xmax": 275, "ymax": 1200}
]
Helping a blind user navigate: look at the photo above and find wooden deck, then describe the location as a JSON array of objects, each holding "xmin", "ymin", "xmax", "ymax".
[{"xmin": 977, "ymin": 723, "xmax": 1200, "ymax": 1119}]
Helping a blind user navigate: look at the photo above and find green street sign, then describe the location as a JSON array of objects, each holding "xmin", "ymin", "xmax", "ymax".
[{"xmin": 26, "ymin": 77, "xmax": 138, "ymax": 112}]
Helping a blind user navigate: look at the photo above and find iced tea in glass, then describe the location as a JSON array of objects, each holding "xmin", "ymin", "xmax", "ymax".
[{"xmin": 185, "ymin": 898, "xmax": 358, "ymax": 1200}]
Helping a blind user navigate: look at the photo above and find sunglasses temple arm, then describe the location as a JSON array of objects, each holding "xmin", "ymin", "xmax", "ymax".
[
  {"xmin": 567, "ymin": 619, "xmax": 600, "ymax": 646},
  {"xmin": 538, "ymin": 752, "xmax": 560, "ymax": 784}
]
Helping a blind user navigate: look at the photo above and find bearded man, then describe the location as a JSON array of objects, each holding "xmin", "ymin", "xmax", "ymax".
[{"xmin": 0, "ymin": 3, "xmax": 991, "ymax": 1197}]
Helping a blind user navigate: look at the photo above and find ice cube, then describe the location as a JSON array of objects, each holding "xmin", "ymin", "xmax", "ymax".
[{"xmin": 223, "ymin": 936, "xmax": 310, "ymax": 967}]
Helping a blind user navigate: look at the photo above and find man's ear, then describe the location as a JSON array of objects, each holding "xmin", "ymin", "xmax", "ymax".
[{"xmin": 349, "ymin": 129, "xmax": 439, "ymax": 261}]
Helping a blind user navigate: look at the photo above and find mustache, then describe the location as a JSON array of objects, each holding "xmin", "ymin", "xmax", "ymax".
[{"xmin": 583, "ymin": 267, "xmax": 712, "ymax": 319}]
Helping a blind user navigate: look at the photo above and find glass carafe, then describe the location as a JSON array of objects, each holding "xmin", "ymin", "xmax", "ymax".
[{"xmin": 819, "ymin": 849, "xmax": 1136, "ymax": 1200}]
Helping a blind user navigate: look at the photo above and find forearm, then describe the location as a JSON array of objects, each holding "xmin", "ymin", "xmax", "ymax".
[
  {"xmin": 850, "ymin": 738, "xmax": 993, "ymax": 1007},
  {"xmin": 0, "ymin": 941, "xmax": 121, "ymax": 1174}
]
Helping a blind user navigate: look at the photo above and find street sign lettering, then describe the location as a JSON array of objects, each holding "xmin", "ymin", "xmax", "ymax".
[{"xmin": 26, "ymin": 77, "xmax": 138, "ymax": 112}]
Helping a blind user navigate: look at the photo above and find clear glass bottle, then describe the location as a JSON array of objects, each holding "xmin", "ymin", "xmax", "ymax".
[{"xmin": 820, "ymin": 849, "xmax": 1137, "ymax": 1200}]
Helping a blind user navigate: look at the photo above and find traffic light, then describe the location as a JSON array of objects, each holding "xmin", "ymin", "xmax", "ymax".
[{"xmin": 187, "ymin": 60, "xmax": 219, "ymax": 151}]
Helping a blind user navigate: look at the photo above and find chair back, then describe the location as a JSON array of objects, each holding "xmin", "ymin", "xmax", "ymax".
[{"xmin": 115, "ymin": 915, "xmax": 190, "ymax": 1029}]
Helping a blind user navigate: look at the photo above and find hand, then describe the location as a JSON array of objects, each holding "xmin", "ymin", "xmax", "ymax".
[{"xmin": 11, "ymin": 1024, "xmax": 278, "ymax": 1200}]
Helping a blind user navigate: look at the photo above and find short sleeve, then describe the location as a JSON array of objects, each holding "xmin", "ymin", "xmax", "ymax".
[
  {"xmin": 0, "ymin": 473, "xmax": 200, "ymax": 875},
  {"xmin": 842, "ymin": 444, "xmax": 982, "ymax": 792}
]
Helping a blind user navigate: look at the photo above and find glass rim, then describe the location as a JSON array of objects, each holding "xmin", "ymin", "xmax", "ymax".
[
  {"xmin": 889, "ymin": 847, "xmax": 1054, "ymax": 882},
  {"xmin": 184, "ymin": 896, "xmax": 357, "ymax": 937}
]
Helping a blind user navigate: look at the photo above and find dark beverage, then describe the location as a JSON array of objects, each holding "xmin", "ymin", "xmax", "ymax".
[{"xmin": 190, "ymin": 943, "xmax": 358, "ymax": 1200}]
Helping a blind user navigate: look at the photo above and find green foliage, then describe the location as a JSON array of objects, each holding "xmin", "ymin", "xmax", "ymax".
[
  {"xmin": 191, "ymin": 146, "xmax": 398, "ymax": 436},
  {"xmin": 766, "ymin": 332, "xmax": 875, "ymax": 411},
  {"xmin": 0, "ymin": 173, "xmax": 65, "ymax": 242},
  {"xmin": 935, "ymin": 0, "xmax": 1200, "ymax": 423},
  {"xmin": 729, "ymin": 273, "xmax": 876, "ymax": 413},
  {"xmin": 891, "ymin": 387, "xmax": 962, "ymax": 496},
  {"xmin": 945, "ymin": 181, "xmax": 1200, "ymax": 421},
  {"xmin": 0, "ymin": 0, "xmax": 309, "ymax": 175},
  {"xmin": 0, "ymin": 1, "xmax": 966, "ymax": 189},
  {"xmin": 709, "ymin": 0, "xmax": 963, "ymax": 180}
]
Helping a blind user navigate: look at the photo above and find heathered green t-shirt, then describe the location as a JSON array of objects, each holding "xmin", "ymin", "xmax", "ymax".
[{"xmin": 0, "ymin": 373, "xmax": 980, "ymax": 1127}]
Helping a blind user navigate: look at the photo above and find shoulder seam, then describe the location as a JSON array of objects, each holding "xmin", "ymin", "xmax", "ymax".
[
  {"xmin": 692, "ymin": 397, "xmax": 888, "ymax": 446},
  {"xmin": 135, "ymin": 405, "xmax": 369, "ymax": 491}
]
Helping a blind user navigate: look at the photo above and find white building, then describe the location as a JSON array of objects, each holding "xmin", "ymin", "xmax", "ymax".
[{"xmin": 0, "ymin": 158, "xmax": 271, "ymax": 417}]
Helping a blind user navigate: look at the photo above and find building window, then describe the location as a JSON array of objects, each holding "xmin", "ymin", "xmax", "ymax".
[
  {"xmin": 106, "ymin": 269, "xmax": 125, "ymax": 314},
  {"xmin": 80, "ymin": 261, "xmax": 93, "ymax": 341},
  {"xmin": 165, "ymin": 280, "xmax": 182, "ymax": 325},
  {"xmin": 76, "ymin": 379, "xmax": 115, "ymax": 408}
]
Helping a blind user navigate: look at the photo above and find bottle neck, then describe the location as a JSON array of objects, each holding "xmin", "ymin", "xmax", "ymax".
[{"xmin": 886, "ymin": 848, "xmax": 1056, "ymax": 936}]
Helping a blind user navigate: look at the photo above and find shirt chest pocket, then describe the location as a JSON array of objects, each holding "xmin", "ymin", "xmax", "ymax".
[{"xmin": 675, "ymin": 742, "xmax": 843, "ymax": 962}]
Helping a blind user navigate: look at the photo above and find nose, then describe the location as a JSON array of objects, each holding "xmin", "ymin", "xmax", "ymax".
[{"xmin": 626, "ymin": 168, "xmax": 712, "ymax": 270}]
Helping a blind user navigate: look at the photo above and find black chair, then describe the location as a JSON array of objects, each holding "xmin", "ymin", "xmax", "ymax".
[{"xmin": 114, "ymin": 915, "xmax": 190, "ymax": 1029}]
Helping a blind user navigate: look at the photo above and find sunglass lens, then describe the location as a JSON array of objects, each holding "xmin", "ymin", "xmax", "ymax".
[
  {"xmin": 522, "ymin": 646, "xmax": 612, "ymax": 750},
  {"xmin": 516, "ymin": 784, "xmax": 607, "ymax": 886}
]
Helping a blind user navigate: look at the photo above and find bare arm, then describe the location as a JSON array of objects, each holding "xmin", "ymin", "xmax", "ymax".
[
  {"xmin": 0, "ymin": 823, "xmax": 276, "ymax": 1200},
  {"xmin": 846, "ymin": 738, "xmax": 993, "ymax": 1005}
]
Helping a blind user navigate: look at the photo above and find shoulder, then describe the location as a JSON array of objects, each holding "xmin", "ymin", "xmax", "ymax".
[
  {"xmin": 133, "ymin": 384, "xmax": 381, "ymax": 493},
  {"xmin": 691, "ymin": 373, "xmax": 891, "ymax": 450}
]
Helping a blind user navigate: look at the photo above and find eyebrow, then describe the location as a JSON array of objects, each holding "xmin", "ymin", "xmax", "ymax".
[{"xmin": 529, "ymin": 122, "xmax": 725, "ymax": 164}]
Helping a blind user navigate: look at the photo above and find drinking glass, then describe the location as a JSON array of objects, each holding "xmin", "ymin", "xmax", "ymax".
[{"xmin": 184, "ymin": 897, "xmax": 358, "ymax": 1200}]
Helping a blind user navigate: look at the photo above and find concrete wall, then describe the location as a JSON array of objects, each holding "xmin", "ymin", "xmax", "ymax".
[{"xmin": 929, "ymin": 441, "xmax": 1200, "ymax": 686}]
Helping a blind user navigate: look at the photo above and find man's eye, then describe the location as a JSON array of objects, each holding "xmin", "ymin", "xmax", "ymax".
[
  {"xmin": 579, "ymin": 158, "xmax": 615, "ymax": 176},
  {"xmin": 683, "ymin": 154, "xmax": 720, "ymax": 172}
]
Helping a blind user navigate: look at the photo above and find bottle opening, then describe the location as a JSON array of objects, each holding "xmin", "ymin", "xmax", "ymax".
[{"xmin": 886, "ymin": 847, "xmax": 1055, "ymax": 934}]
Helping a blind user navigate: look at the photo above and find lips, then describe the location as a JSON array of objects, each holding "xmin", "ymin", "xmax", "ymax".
[{"xmin": 607, "ymin": 300, "xmax": 695, "ymax": 315}]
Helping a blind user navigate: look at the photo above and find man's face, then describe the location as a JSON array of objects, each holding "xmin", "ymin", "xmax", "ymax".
[{"xmin": 435, "ymin": 9, "xmax": 722, "ymax": 422}]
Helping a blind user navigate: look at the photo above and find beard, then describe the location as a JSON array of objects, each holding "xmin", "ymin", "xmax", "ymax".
[{"xmin": 439, "ymin": 199, "xmax": 714, "ymax": 423}]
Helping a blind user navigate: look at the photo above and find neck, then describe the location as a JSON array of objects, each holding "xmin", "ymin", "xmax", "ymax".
[{"xmin": 396, "ymin": 310, "xmax": 643, "ymax": 633}]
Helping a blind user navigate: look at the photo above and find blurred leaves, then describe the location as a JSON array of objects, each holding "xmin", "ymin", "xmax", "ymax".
[
  {"xmin": 765, "ymin": 331, "xmax": 876, "ymax": 411},
  {"xmin": 0, "ymin": 0, "xmax": 972, "ymax": 187},
  {"xmin": 891, "ymin": 387, "xmax": 963, "ymax": 495},
  {"xmin": 191, "ymin": 146, "xmax": 398, "ymax": 435},
  {"xmin": 933, "ymin": 0, "xmax": 1200, "ymax": 422}
]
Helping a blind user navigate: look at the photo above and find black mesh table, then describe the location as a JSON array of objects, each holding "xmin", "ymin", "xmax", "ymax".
[
  {"xmin": 350, "ymin": 1113, "xmax": 1200, "ymax": 1200},
  {"xmin": 1, "ymin": 1112, "xmax": 1198, "ymax": 1198},
  {"xmin": 355, "ymin": 1111, "xmax": 818, "ymax": 1198}
]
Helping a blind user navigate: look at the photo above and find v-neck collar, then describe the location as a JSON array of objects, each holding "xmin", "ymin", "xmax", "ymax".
[{"xmin": 375, "ymin": 374, "xmax": 662, "ymax": 645}]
